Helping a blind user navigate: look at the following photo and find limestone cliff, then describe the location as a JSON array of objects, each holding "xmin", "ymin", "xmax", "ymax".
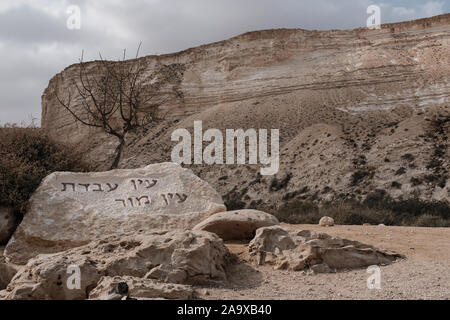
[{"xmin": 42, "ymin": 14, "xmax": 450, "ymax": 208}]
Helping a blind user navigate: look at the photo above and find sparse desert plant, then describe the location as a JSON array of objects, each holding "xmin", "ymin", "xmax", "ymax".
[
  {"xmin": 269, "ymin": 173, "xmax": 292, "ymax": 192},
  {"xmin": 391, "ymin": 181, "xmax": 402, "ymax": 189},
  {"xmin": 350, "ymin": 169, "xmax": 374, "ymax": 186},
  {"xmin": 395, "ymin": 167, "xmax": 407, "ymax": 175}
]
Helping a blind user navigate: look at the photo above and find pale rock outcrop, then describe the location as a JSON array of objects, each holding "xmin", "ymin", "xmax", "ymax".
[
  {"xmin": 249, "ymin": 226, "xmax": 403, "ymax": 272},
  {"xmin": 88, "ymin": 276, "xmax": 195, "ymax": 300},
  {"xmin": 0, "ymin": 207, "xmax": 16, "ymax": 245},
  {"xmin": 319, "ymin": 216, "xmax": 335, "ymax": 227},
  {"xmin": 2, "ymin": 230, "xmax": 229, "ymax": 300},
  {"xmin": 42, "ymin": 14, "xmax": 450, "ymax": 207},
  {"xmin": 193, "ymin": 209, "xmax": 279, "ymax": 241},
  {"xmin": 4, "ymin": 163, "xmax": 225, "ymax": 264}
]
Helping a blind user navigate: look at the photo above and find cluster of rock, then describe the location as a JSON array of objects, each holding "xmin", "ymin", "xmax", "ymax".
[
  {"xmin": 249, "ymin": 226, "xmax": 403, "ymax": 273},
  {"xmin": 2, "ymin": 230, "xmax": 227, "ymax": 300},
  {"xmin": 0, "ymin": 164, "xmax": 404, "ymax": 300}
]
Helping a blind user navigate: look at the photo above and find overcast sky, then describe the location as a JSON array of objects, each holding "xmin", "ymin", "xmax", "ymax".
[{"xmin": 0, "ymin": 0, "xmax": 449, "ymax": 125}]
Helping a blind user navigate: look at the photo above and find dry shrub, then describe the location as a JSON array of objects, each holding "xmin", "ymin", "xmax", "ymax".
[
  {"xmin": 0, "ymin": 126, "xmax": 92, "ymax": 217},
  {"xmin": 274, "ymin": 195, "xmax": 450, "ymax": 227}
]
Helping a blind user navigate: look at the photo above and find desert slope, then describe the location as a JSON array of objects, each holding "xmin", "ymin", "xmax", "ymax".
[{"xmin": 42, "ymin": 14, "xmax": 450, "ymax": 209}]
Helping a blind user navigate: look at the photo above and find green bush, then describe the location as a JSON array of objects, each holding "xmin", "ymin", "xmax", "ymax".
[{"xmin": 0, "ymin": 126, "xmax": 92, "ymax": 217}]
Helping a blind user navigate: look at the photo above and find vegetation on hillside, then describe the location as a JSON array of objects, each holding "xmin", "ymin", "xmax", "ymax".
[
  {"xmin": 274, "ymin": 189, "xmax": 450, "ymax": 227},
  {"xmin": 0, "ymin": 125, "xmax": 92, "ymax": 218}
]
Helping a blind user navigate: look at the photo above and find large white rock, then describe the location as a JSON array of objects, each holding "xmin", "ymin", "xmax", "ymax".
[{"xmin": 5, "ymin": 163, "xmax": 225, "ymax": 264}]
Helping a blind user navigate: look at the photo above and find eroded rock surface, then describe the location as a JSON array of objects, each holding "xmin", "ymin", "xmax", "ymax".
[
  {"xmin": 2, "ymin": 230, "xmax": 229, "ymax": 300},
  {"xmin": 249, "ymin": 226, "xmax": 404, "ymax": 272},
  {"xmin": 5, "ymin": 163, "xmax": 225, "ymax": 264},
  {"xmin": 193, "ymin": 209, "xmax": 279, "ymax": 240},
  {"xmin": 88, "ymin": 276, "xmax": 195, "ymax": 300}
]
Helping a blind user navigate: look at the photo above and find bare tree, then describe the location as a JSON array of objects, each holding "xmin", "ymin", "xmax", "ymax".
[{"xmin": 56, "ymin": 44, "xmax": 165, "ymax": 170}]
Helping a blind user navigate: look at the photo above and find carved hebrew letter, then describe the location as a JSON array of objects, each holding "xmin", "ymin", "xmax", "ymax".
[
  {"xmin": 176, "ymin": 193, "xmax": 188, "ymax": 203},
  {"xmin": 106, "ymin": 183, "xmax": 119, "ymax": 192},
  {"xmin": 61, "ymin": 183, "xmax": 76, "ymax": 192},
  {"xmin": 128, "ymin": 198, "xmax": 134, "ymax": 207},
  {"xmin": 145, "ymin": 179, "xmax": 158, "ymax": 189},
  {"xmin": 92, "ymin": 183, "xmax": 103, "ymax": 192},
  {"xmin": 132, "ymin": 179, "xmax": 157, "ymax": 190},
  {"xmin": 115, "ymin": 199, "xmax": 126, "ymax": 207},
  {"xmin": 78, "ymin": 183, "xmax": 90, "ymax": 192},
  {"xmin": 136, "ymin": 196, "xmax": 151, "ymax": 206},
  {"xmin": 161, "ymin": 194, "xmax": 169, "ymax": 206}
]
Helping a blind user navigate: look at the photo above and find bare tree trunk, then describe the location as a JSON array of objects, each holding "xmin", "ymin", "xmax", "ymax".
[{"xmin": 109, "ymin": 137, "xmax": 125, "ymax": 170}]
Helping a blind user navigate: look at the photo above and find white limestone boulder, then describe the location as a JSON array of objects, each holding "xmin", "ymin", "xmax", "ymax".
[{"xmin": 5, "ymin": 163, "xmax": 225, "ymax": 264}]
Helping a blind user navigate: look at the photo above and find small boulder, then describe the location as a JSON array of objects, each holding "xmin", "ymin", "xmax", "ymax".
[
  {"xmin": 193, "ymin": 209, "xmax": 279, "ymax": 241},
  {"xmin": 319, "ymin": 216, "xmax": 334, "ymax": 227}
]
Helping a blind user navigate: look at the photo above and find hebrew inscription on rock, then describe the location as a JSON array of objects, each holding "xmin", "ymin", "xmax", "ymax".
[{"xmin": 5, "ymin": 163, "xmax": 226, "ymax": 264}]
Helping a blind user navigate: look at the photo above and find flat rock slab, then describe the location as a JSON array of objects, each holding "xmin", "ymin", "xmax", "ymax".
[
  {"xmin": 193, "ymin": 210, "xmax": 279, "ymax": 240},
  {"xmin": 5, "ymin": 163, "xmax": 225, "ymax": 264}
]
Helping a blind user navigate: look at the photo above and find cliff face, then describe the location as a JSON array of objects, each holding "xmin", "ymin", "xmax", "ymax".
[{"xmin": 42, "ymin": 14, "xmax": 450, "ymax": 207}]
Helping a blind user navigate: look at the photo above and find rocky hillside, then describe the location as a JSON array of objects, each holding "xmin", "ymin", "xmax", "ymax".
[{"xmin": 42, "ymin": 14, "xmax": 450, "ymax": 211}]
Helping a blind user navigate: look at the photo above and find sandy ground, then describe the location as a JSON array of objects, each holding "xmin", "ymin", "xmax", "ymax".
[{"xmin": 200, "ymin": 224, "xmax": 450, "ymax": 300}]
